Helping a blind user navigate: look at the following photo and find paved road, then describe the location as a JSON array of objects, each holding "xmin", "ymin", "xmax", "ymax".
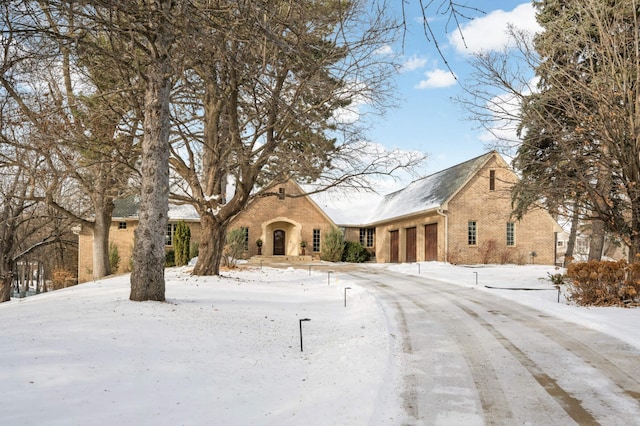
[{"xmin": 344, "ymin": 267, "xmax": 640, "ymax": 425}]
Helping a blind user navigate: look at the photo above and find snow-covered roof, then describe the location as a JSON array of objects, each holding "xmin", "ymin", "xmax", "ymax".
[
  {"xmin": 368, "ymin": 152, "xmax": 495, "ymax": 224},
  {"xmin": 111, "ymin": 151, "xmax": 497, "ymax": 226},
  {"xmin": 112, "ymin": 196, "xmax": 199, "ymax": 221}
]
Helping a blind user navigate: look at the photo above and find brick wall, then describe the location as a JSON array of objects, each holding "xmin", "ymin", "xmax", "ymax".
[
  {"xmin": 231, "ymin": 180, "xmax": 335, "ymax": 258},
  {"xmin": 446, "ymin": 156, "xmax": 558, "ymax": 265},
  {"xmin": 373, "ymin": 155, "xmax": 560, "ymax": 265},
  {"xmin": 78, "ymin": 219, "xmax": 202, "ymax": 283}
]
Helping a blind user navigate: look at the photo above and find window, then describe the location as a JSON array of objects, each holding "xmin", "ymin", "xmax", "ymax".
[
  {"xmin": 166, "ymin": 223, "xmax": 177, "ymax": 246},
  {"xmin": 557, "ymin": 240, "xmax": 565, "ymax": 247},
  {"xmin": 313, "ymin": 229, "xmax": 321, "ymax": 252},
  {"xmin": 506, "ymin": 222, "xmax": 515, "ymax": 246},
  {"xmin": 468, "ymin": 221, "xmax": 477, "ymax": 246},
  {"xmin": 489, "ymin": 170, "xmax": 496, "ymax": 191},
  {"xmin": 118, "ymin": 222, "xmax": 127, "ymax": 230},
  {"xmin": 359, "ymin": 228, "xmax": 375, "ymax": 248},
  {"xmin": 241, "ymin": 227, "xmax": 249, "ymax": 251},
  {"xmin": 278, "ymin": 187, "xmax": 285, "ymax": 200}
]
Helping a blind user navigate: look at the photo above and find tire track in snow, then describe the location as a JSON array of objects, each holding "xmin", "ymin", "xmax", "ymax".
[
  {"xmin": 350, "ymin": 272, "xmax": 514, "ymax": 424},
  {"xmin": 347, "ymin": 267, "xmax": 640, "ymax": 424}
]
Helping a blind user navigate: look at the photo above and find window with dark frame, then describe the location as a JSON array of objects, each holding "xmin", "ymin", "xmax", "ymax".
[
  {"xmin": 313, "ymin": 229, "xmax": 321, "ymax": 252},
  {"xmin": 118, "ymin": 222, "xmax": 127, "ymax": 230},
  {"xmin": 166, "ymin": 223, "xmax": 177, "ymax": 246},
  {"xmin": 489, "ymin": 170, "xmax": 496, "ymax": 191},
  {"xmin": 278, "ymin": 187, "xmax": 285, "ymax": 200},
  {"xmin": 468, "ymin": 221, "xmax": 477, "ymax": 246},
  {"xmin": 506, "ymin": 222, "xmax": 515, "ymax": 246},
  {"xmin": 241, "ymin": 227, "xmax": 249, "ymax": 251},
  {"xmin": 358, "ymin": 227, "xmax": 375, "ymax": 248}
]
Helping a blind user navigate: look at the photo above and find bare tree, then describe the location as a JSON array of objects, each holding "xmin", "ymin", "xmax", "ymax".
[
  {"xmin": 0, "ymin": 1, "xmax": 141, "ymax": 279},
  {"xmin": 167, "ymin": 0, "xmax": 424, "ymax": 276}
]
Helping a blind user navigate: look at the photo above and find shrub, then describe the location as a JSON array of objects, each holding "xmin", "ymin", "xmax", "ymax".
[
  {"xmin": 174, "ymin": 221, "xmax": 191, "ymax": 266},
  {"xmin": 190, "ymin": 241, "xmax": 199, "ymax": 260},
  {"xmin": 480, "ymin": 239, "xmax": 498, "ymax": 264},
  {"xmin": 342, "ymin": 241, "xmax": 370, "ymax": 263},
  {"xmin": 224, "ymin": 228, "xmax": 246, "ymax": 268},
  {"xmin": 320, "ymin": 227, "xmax": 345, "ymax": 262},
  {"xmin": 165, "ymin": 250, "xmax": 175, "ymax": 267},
  {"xmin": 109, "ymin": 243, "xmax": 120, "ymax": 274},
  {"xmin": 566, "ymin": 259, "xmax": 640, "ymax": 306},
  {"xmin": 51, "ymin": 268, "xmax": 75, "ymax": 290}
]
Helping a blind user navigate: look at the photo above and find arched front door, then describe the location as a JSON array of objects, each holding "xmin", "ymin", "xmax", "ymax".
[{"xmin": 273, "ymin": 230, "xmax": 285, "ymax": 255}]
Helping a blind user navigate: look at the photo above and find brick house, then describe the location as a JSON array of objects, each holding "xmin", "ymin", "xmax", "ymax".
[
  {"xmin": 77, "ymin": 151, "xmax": 562, "ymax": 281},
  {"xmin": 77, "ymin": 180, "xmax": 336, "ymax": 282},
  {"xmin": 343, "ymin": 151, "xmax": 562, "ymax": 265}
]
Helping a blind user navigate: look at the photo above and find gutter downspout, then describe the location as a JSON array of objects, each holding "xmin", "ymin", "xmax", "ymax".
[{"xmin": 437, "ymin": 209, "xmax": 448, "ymax": 263}]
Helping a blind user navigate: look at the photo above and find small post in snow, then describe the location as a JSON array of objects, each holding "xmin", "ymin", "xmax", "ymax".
[
  {"xmin": 417, "ymin": 263, "xmax": 421, "ymax": 275},
  {"xmin": 327, "ymin": 271, "xmax": 333, "ymax": 285},
  {"xmin": 308, "ymin": 265, "xmax": 311, "ymax": 276},
  {"xmin": 557, "ymin": 286, "xmax": 561, "ymax": 303},
  {"xmin": 344, "ymin": 287, "xmax": 352, "ymax": 307},
  {"xmin": 299, "ymin": 318, "xmax": 311, "ymax": 352},
  {"xmin": 473, "ymin": 271, "xmax": 478, "ymax": 286}
]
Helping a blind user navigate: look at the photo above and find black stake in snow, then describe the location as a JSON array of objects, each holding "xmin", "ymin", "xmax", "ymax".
[
  {"xmin": 299, "ymin": 318, "xmax": 311, "ymax": 352},
  {"xmin": 344, "ymin": 287, "xmax": 352, "ymax": 307}
]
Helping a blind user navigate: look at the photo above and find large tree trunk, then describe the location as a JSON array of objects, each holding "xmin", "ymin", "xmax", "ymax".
[
  {"xmin": 92, "ymin": 197, "xmax": 115, "ymax": 279},
  {"xmin": 130, "ymin": 35, "xmax": 172, "ymax": 302},
  {"xmin": 629, "ymin": 194, "xmax": 640, "ymax": 262},
  {"xmin": 564, "ymin": 205, "xmax": 579, "ymax": 267},
  {"xmin": 588, "ymin": 218, "xmax": 605, "ymax": 261},
  {"xmin": 193, "ymin": 214, "xmax": 227, "ymax": 276},
  {"xmin": 0, "ymin": 267, "xmax": 11, "ymax": 303}
]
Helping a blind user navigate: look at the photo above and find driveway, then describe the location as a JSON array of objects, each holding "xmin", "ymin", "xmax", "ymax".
[{"xmin": 343, "ymin": 266, "xmax": 640, "ymax": 425}]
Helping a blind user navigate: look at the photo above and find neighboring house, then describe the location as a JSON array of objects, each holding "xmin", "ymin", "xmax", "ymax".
[{"xmin": 77, "ymin": 151, "xmax": 563, "ymax": 282}]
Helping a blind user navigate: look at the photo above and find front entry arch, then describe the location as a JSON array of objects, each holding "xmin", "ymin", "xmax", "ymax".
[{"xmin": 273, "ymin": 230, "xmax": 286, "ymax": 255}]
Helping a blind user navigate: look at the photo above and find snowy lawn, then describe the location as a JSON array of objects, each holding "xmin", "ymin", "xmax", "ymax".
[
  {"xmin": 2, "ymin": 262, "xmax": 639, "ymax": 425},
  {"xmin": 1, "ymin": 266, "xmax": 402, "ymax": 426}
]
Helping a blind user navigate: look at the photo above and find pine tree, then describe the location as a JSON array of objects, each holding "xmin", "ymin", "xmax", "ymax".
[{"xmin": 174, "ymin": 221, "xmax": 191, "ymax": 266}]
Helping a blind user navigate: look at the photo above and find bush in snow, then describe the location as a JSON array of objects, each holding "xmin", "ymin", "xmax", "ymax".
[
  {"xmin": 224, "ymin": 228, "xmax": 246, "ymax": 268},
  {"xmin": 342, "ymin": 241, "xmax": 370, "ymax": 263},
  {"xmin": 109, "ymin": 243, "xmax": 120, "ymax": 274},
  {"xmin": 566, "ymin": 259, "xmax": 640, "ymax": 306},
  {"xmin": 174, "ymin": 221, "xmax": 191, "ymax": 266},
  {"xmin": 321, "ymin": 227, "xmax": 345, "ymax": 262}
]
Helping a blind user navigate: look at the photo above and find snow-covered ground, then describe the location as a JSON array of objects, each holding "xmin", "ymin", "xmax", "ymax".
[{"xmin": 1, "ymin": 262, "xmax": 639, "ymax": 425}]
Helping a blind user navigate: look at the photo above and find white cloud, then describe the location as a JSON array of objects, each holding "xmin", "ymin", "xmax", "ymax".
[
  {"xmin": 400, "ymin": 55, "xmax": 428, "ymax": 72},
  {"xmin": 449, "ymin": 3, "xmax": 541, "ymax": 55},
  {"xmin": 415, "ymin": 68, "xmax": 457, "ymax": 89},
  {"xmin": 375, "ymin": 45, "xmax": 394, "ymax": 56}
]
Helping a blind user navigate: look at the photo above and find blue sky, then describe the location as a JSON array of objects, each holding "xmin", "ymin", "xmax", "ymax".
[{"xmin": 368, "ymin": 1, "xmax": 540, "ymax": 174}]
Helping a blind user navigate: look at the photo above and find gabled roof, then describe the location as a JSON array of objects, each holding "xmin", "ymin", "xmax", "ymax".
[
  {"xmin": 113, "ymin": 196, "xmax": 199, "ymax": 221},
  {"xmin": 368, "ymin": 151, "xmax": 497, "ymax": 224}
]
